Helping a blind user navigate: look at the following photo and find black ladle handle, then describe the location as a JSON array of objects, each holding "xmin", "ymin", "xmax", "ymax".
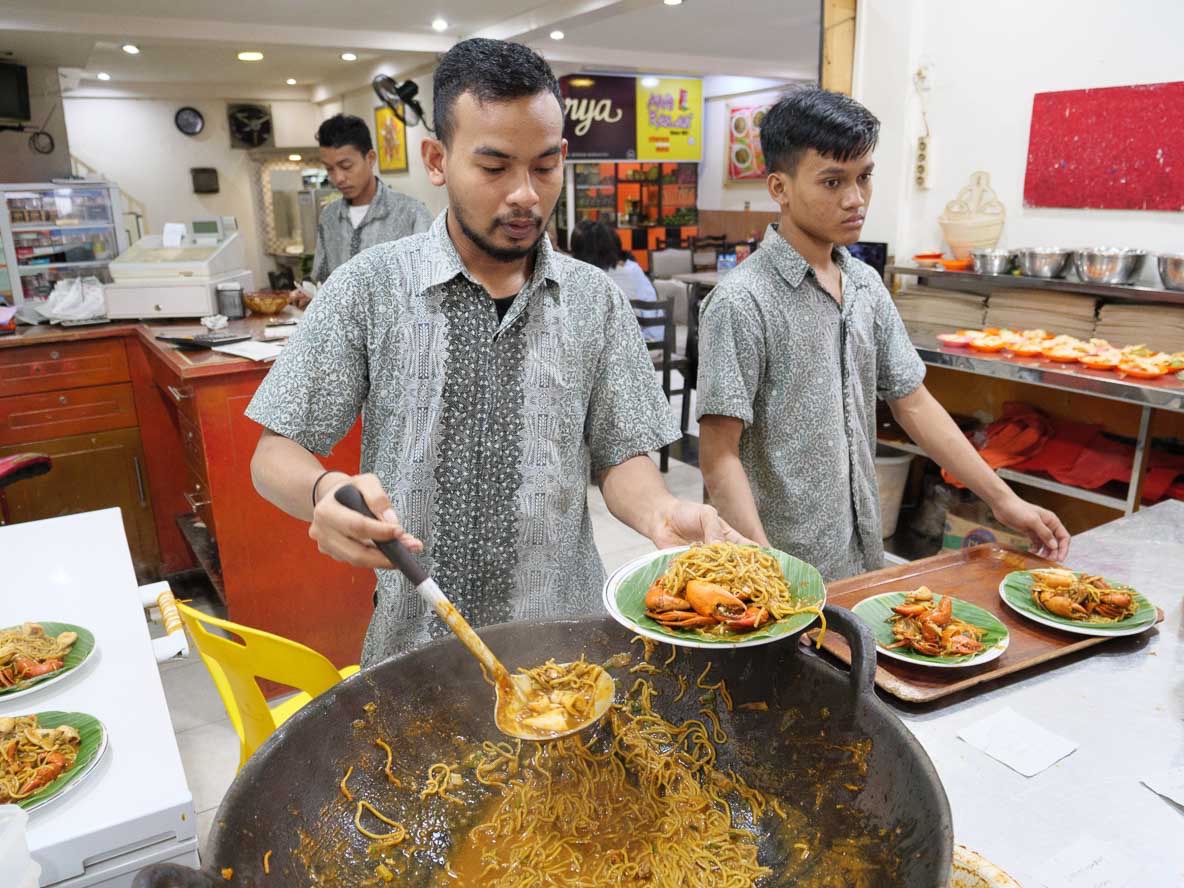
[{"xmin": 334, "ymin": 483, "xmax": 429, "ymax": 586}]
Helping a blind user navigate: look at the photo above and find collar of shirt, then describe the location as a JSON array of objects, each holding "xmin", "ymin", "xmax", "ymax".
[
  {"xmin": 419, "ymin": 210, "xmax": 563, "ymax": 306},
  {"xmin": 333, "ymin": 177, "xmax": 393, "ymax": 228},
  {"xmin": 760, "ymin": 222, "xmax": 852, "ymax": 290}
]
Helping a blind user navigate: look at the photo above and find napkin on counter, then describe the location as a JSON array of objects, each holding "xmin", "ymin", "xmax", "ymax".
[
  {"xmin": 211, "ymin": 340, "xmax": 284, "ymax": 362},
  {"xmin": 1030, "ymin": 835, "xmax": 1142, "ymax": 887},
  {"xmin": 957, "ymin": 707, "xmax": 1078, "ymax": 777},
  {"xmin": 1141, "ymin": 766, "xmax": 1184, "ymax": 809}
]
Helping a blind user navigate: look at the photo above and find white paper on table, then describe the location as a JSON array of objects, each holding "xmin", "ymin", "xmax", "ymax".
[
  {"xmin": 1030, "ymin": 834, "xmax": 1142, "ymax": 887},
  {"xmin": 261, "ymin": 324, "xmax": 296, "ymax": 339},
  {"xmin": 0, "ymin": 306, "xmax": 16, "ymax": 325},
  {"xmin": 211, "ymin": 340, "xmax": 284, "ymax": 362},
  {"xmin": 956, "ymin": 706, "xmax": 1077, "ymax": 777},
  {"xmin": 161, "ymin": 222, "xmax": 187, "ymax": 248},
  {"xmin": 1141, "ymin": 766, "xmax": 1184, "ymax": 809}
]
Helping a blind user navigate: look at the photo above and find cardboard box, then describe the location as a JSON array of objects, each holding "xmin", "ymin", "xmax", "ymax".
[{"xmin": 942, "ymin": 512, "xmax": 1030, "ymax": 552}]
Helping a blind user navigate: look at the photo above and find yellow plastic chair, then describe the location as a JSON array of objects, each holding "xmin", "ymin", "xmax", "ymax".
[{"xmin": 175, "ymin": 601, "xmax": 360, "ymax": 770}]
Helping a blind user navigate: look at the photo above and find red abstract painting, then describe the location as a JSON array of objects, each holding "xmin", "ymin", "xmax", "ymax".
[{"xmin": 1023, "ymin": 81, "xmax": 1184, "ymax": 211}]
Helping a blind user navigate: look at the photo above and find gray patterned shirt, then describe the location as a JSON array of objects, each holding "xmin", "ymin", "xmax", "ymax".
[
  {"xmin": 311, "ymin": 178, "xmax": 432, "ymax": 282},
  {"xmin": 248, "ymin": 211, "xmax": 680, "ymax": 664},
  {"xmin": 696, "ymin": 224, "xmax": 925, "ymax": 581}
]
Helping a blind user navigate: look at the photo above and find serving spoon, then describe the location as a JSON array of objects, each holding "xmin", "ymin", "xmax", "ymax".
[{"xmin": 334, "ymin": 485, "xmax": 614, "ymax": 741}]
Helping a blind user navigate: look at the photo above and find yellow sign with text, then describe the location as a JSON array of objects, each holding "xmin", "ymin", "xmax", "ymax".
[{"xmin": 635, "ymin": 78, "xmax": 702, "ymax": 161}]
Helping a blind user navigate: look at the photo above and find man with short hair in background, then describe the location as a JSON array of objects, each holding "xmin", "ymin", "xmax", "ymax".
[{"xmin": 290, "ymin": 113, "xmax": 432, "ymax": 306}]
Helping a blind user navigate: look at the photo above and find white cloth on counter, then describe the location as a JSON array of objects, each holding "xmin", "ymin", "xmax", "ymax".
[{"xmin": 42, "ymin": 276, "xmax": 106, "ymax": 321}]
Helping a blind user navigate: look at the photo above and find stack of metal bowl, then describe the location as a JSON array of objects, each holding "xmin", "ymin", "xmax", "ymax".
[
  {"xmin": 1073, "ymin": 247, "xmax": 1147, "ymax": 285},
  {"xmin": 969, "ymin": 249, "xmax": 1014, "ymax": 275},
  {"xmin": 1014, "ymin": 247, "xmax": 1073, "ymax": 279},
  {"xmin": 1158, "ymin": 254, "xmax": 1184, "ymax": 292}
]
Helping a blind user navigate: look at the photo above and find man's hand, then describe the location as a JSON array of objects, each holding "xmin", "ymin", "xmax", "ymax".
[
  {"xmin": 288, "ymin": 288, "xmax": 312, "ymax": 310},
  {"xmin": 991, "ymin": 494, "xmax": 1070, "ymax": 562},
  {"xmin": 646, "ymin": 499, "xmax": 752, "ymax": 549},
  {"xmin": 309, "ymin": 472, "xmax": 423, "ymax": 569}
]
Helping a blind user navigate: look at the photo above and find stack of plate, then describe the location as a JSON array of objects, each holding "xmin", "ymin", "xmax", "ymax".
[
  {"xmin": 1093, "ymin": 302, "xmax": 1184, "ymax": 354},
  {"xmin": 984, "ymin": 288, "xmax": 1098, "ymax": 340}
]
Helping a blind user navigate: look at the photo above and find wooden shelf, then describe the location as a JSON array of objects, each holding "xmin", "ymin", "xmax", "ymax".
[{"xmin": 176, "ymin": 512, "xmax": 225, "ymax": 604}]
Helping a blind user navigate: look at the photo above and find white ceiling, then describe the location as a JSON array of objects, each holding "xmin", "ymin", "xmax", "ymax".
[{"xmin": 0, "ymin": 0, "xmax": 820, "ymax": 95}]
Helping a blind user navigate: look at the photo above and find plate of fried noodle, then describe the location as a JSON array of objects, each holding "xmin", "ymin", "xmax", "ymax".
[
  {"xmin": 0, "ymin": 711, "xmax": 107, "ymax": 812},
  {"xmin": 999, "ymin": 569, "xmax": 1156, "ymax": 637},
  {"xmin": 0, "ymin": 621, "xmax": 94, "ymax": 701},
  {"xmin": 604, "ymin": 542, "xmax": 827, "ymax": 648}
]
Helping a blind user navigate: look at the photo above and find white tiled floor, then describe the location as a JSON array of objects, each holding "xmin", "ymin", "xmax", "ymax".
[{"xmin": 163, "ymin": 455, "xmax": 705, "ymax": 863}]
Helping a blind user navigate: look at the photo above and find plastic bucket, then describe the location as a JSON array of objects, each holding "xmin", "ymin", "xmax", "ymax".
[{"xmin": 876, "ymin": 446, "xmax": 914, "ymax": 538}]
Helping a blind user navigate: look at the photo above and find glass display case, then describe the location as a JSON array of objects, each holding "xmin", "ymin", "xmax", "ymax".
[{"xmin": 0, "ymin": 182, "xmax": 129, "ymax": 304}]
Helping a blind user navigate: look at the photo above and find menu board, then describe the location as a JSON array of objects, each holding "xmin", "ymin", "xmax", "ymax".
[
  {"xmin": 635, "ymin": 77, "xmax": 703, "ymax": 162},
  {"xmin": 727, "ymin": 103, "xmax": 773, "ymax": 181},
  {"xmin": 560, "ymin": 74, "xmax": 703, "ymax": 162}
]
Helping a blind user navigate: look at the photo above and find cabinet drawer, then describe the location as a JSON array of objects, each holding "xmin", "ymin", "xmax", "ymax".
[
  {"xmin": 178, "ymin": 409, "xmax": 208, "ymax": 483},
  {"xmin": 0, "ymin": 339, "xmax": 129, "ymax": 397},
  {"xmin": 0, "ymin": 383, "xmax": 138, "ymax": 446}
]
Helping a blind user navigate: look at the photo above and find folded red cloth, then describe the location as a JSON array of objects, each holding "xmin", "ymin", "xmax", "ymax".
[
  {"xmin": 1050, "ymin": 436, "xmax": 1132, "ymax": 489},
  {"xmin": 943, "ymin": 403, "xmax": 1053, "ymax": 488},
  {"xmin": 1014, "ymin": 419, "xmax": 1101, "ymax": 474}
]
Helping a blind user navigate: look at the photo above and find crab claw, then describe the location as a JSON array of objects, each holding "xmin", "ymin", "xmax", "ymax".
[
  {"xmin": 721, "ymin": 606, "xmax": 771, "ymax": 632},
  {"xmin": 685, "ymin": 580, "xmax": 747, "ymax": 620},
  {"xmin": 645, "ymin": 580, "xmax": 689, "ymax": 614},
  {"xmin": 647, "ymin": 610, "xmax": 718, "ymax": 629}
]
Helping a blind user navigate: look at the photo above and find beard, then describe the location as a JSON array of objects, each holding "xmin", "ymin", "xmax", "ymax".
[{"xmin": 451, "ymin": 200, "xmax": 550, "ymax": 264}]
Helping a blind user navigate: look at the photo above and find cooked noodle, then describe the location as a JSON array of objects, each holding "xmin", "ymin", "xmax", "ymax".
[
  {"xmin": 0, "ymin": 623, "xmax": 77, "ymax": 689},
  {"xmin": 0, "ymin": 715, "xmax": 80, "ymax": 803}
]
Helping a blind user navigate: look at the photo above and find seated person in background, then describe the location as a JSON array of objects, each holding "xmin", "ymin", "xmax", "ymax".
[{"xmin": 570, "ymin": 220, "xmax": 662, "ymax": 342}]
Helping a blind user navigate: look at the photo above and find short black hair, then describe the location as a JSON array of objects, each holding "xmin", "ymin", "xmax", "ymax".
[
  {"xmin": 760, "ymin": 87, "xmax": 879, "ymax": 176},
  {"xmin": 433, "ymin": 38, "xmax": 563, "ymax": 146},
  {"xmin": 570, "ymin": 221, "xmax": 625, "ymax": 270},
  {"xmin": 316, "ymin": 114, "xmax": 373, "ymax": 155}
]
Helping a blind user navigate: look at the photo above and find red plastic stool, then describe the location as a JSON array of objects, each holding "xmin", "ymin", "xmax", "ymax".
[{"xmin": 0, "ymin": 453, "xmax": 51, "ymax": 525}]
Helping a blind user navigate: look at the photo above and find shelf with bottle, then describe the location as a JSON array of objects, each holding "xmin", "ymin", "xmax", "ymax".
[{"xmin": 5, "ymin": 188, "xmax": 115, "ymax": 227}]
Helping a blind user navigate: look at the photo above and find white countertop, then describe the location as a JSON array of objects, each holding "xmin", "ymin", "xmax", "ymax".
[
  {"xmin": 0, "ymin": 509, "xmax": 196, "ymax": 884},
  {"xmin": 897, "ymin": 500, "xmax": 1184, "ymax": 886}
]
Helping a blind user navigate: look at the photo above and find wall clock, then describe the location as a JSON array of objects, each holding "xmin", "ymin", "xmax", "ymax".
[{"xmin": 175, "ymin": 106, "xmax": 204, "ymax": 136}]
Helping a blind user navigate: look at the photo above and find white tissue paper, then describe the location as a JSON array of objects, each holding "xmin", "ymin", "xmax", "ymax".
[{"xmin": 201, "ymin": 314, "xmax": 229, "ymax": 330}]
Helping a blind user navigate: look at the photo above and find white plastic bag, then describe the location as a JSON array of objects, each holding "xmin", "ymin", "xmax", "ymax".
[
  {"xmin": 0, "ymin": 805, "xmax": 41, "ymax": 888},
  {"xmin": 44, "ymin": 275, "xmax": 106, "ymax": 321}
]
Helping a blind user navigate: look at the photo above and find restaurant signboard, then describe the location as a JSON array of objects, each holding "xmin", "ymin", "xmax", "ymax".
[
  {"xmin": 635, "ymin": 77, "xmax": 703, "ymax": 162},
  {"xmin": 559, "ymin": 74, "xmax": 703, "ymax": 162}
]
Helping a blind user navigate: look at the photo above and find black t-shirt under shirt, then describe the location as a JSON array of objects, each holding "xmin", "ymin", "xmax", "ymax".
[{"xmin": 493, "ymin": 295, "xmax": 515, "ymax": 323}]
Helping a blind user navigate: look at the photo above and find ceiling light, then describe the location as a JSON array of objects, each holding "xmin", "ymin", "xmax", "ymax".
[
  {"xmin": 550, "ymin": 30, "xmax": 565, "ymax": 40},
  {"xmin": 641, "ymin": 76, "xmax": 660, "ymax": 88},
  {"xmin": 663, "ymin": 0, "xmax": 683, "ymax": 5},
  {"xmin": 340, "ymin": 52, "xmax": 358, "ymax": 61},
  {"xmin": 288, "ymin": 154, "xmax": 302, "ymax": 161},
  {"xmin": 96, "ymin": 72, "xmax": 111, "ymax": 81},
  {"xmin": 431, "ymin": 18, "xmax": 448, "ymax": 32},
  {"xmin": 121, "ymin": 44, "xmax": 140, "ymax": 55},
  {"xmin": 569, "ymin": 77, "xmax": 595, "ymax": 88},
  {"xmin": 237, "ymin": 51, "xmax": 264, "ymax": 62},
  {"xmin": 285, "ymin": 77, "xmax": 297, "ymax": 85}
]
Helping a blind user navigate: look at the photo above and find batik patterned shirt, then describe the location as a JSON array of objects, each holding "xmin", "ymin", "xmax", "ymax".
[
  {"xmin": 311, "ymin": 178, "xmax": 433, "ymax": 282},
  {"xmin": 248, "ymin": 212, "xmax": 680, "ymax": 664},
  {"xmin": 696, "ymin": 224, "xmax": 925, "ymax": 581}
]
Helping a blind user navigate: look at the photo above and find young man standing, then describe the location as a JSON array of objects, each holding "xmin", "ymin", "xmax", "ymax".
[
  {"xmin": 292, "ymin": 114, "xmax": 432, "ymax": 306},
  {"xmin": 697, "ymin": 88, "xmax": 1069, "ymax": 581},
  {"xmin": 248, "ymin": 40, "xmax": 742, "ymax": 665}
]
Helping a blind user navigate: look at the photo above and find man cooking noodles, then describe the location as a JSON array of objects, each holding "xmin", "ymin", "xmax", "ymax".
[
  {"xmin": 248, "ymin": 39, "xmax": 743, "ymax": 665},
  {"xmin": 697, "ymin": 87, "xmax": 1070, "ymax": 581}
]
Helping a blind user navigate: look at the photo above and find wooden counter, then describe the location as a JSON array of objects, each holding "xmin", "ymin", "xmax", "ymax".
[{"xmin": 0, "ymin": 314, "xmax": 373, "ymax": 670}]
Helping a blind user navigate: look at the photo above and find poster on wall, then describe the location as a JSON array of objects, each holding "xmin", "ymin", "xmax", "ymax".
[
  {"xmin": 726, "ymin": 103, "xmax": 772, "ymax": 182},
  {"xmin": 374, "ymin": 105, "xmax": 409, "ymax": 174},
  {"xmin": 1023, "ymin": 81, "xmax": 1184, "ymax": 211},
  {"xmin": 635, "ymin": 77, "xmax": 702, "ymax": 161},
  {"xmin": 560, "ymin": 75, "xmax": 637, "ymax": 160}
]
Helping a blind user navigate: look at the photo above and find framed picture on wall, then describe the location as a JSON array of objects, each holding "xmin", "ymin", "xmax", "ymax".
[
  {"xmin": 725, "ymin": 102, "xmax": 773, "ymax": 183},
  {"xmin": 374, "ymin": 105, "xmax": 409, "ymax": 174}
]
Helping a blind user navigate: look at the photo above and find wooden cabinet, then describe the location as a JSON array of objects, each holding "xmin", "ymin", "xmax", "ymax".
[
  {"xmin": 0, "ymin": 335, "xmax": 160, "ymax": 578},
  {"xmin": 0, "ymin": 427, "xmax": 160, "ymax": 576}
]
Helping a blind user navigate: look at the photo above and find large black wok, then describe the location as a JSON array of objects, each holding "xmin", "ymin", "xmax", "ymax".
[{"xmin": 136, "ymin": 607, "xmax": 952, "ymax": 886}]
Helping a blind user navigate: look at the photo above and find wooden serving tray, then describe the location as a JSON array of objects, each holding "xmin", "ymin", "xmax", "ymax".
[{"xmin": 804, "ymin": 545, "xmax": 1164, "ymax": 704}]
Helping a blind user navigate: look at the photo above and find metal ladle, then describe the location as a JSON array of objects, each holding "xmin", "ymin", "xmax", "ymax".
[{"xmin": 334, "ymin": 485, "xmax": 615, "ymax": 741}]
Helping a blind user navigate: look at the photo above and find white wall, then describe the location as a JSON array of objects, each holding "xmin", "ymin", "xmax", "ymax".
[
  {"xmin": 0, "ymin": 67, "xmax": 72, "ymax": 182},
  {"xmin": 62, "ymin": 97, "xmax": 321, "ymax": 287},
  {"xmin": 697, "ymin": 77, "xmax": 800, "ymax": 213},
  {"xmin": 855, "ymin": 0, "xmax": 1184, "ymax": 267}
]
